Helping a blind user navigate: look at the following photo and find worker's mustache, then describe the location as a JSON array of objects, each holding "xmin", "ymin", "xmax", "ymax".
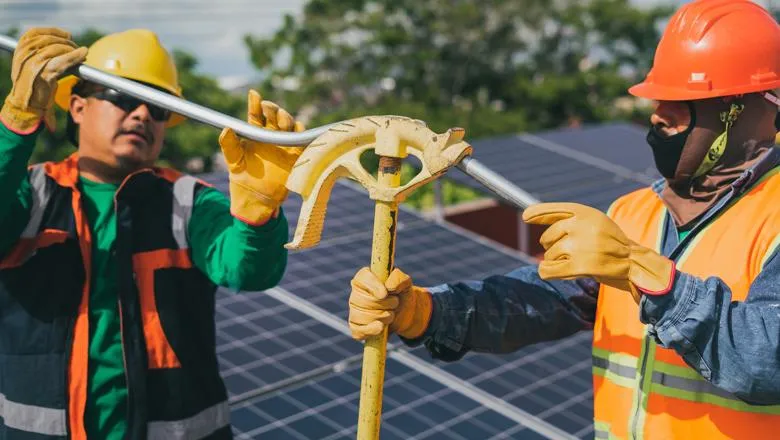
[{"xmin": 115, "ymin": 124, "xmax": 154, "ymax": 146}]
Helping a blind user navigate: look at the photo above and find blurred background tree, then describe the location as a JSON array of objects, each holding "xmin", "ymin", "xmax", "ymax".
[
  {"xmin": 1, "ymin": 0, "xmax": 681, "ymax": 208},
  {"xmin": 242, "ymin": 0, "xmax": 673, "ymax": 207},
  {"xmin": 244, "ymin": 0, "xmax": 673, "ymax": 135}
]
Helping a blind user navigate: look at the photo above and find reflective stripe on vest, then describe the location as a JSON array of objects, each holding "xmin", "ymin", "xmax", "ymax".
[
  {"xmin": 593, "ymin": 348, "xmax": 780, "ymax": 415},
  {"xmin": 594, "ymin": 421, "xmax": 619, "ymax": 440},
  {"xmin": 593, "ymin": 167, "xmax": 780, "ymax": 439},
  {"xmin": 0, "ymin": 392, "xmax": 66, "ymax": 437},
  {"xmin": 172, "ymin": 175, "xmax": 198, "ymax": 250},
  {"xmin": 0, "ymin": 166, "xmax": 56, "ymax": 269},
  {"xmin": 22, "ymin": 165, "xmax": 50, "ymax": 239},
  {"xmin": 147, "ymin": 400, "xmax": 230, "ymax": 440}
]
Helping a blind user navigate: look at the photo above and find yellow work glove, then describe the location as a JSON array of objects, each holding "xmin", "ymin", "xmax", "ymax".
[
  {"xmin": 218, "ymin": 89, "xmax": 305, "ymax": 225},
  {"xmin": 523, "ymin": 202, "xmax": 676, "ymax": 304},
  {"xmin": 348, "ymin": 267, "xmax": 433, "ymax": 340},
  {"xmin": 0, "ymin": 27, "xmax": 87, "ymax": 133}
]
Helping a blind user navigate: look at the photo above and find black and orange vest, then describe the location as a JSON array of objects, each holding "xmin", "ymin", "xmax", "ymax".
[
  {"xmin": 593, "ymin": 167, "xmax": 780, "ymax": 439},
  {"xmin": 0, "ymin": 154, "xmax": 232, "ymax": 439}
]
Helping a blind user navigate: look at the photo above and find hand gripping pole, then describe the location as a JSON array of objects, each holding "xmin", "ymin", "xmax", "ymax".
[{"xmin": 284, "ymin": 116, "xmax": 472, "ymax": 439}]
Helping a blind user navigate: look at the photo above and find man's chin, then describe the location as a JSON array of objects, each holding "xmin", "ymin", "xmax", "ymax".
[{"xmin": 113, "ymin": 144, "xmax": 154, "ymax": 169}]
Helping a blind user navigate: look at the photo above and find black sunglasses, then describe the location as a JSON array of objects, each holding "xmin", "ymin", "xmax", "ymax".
[{"xmin": 88, "ymin": 88, "xmax": 172, "ymax": 122}]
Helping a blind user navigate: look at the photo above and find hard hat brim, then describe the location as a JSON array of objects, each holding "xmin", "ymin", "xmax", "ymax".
[{"xmin": 629, "ymin": 79, "xmax": 780, "ymax": 102}]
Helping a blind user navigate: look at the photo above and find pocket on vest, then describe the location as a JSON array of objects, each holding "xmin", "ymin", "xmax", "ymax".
[
  {"xmin": 0, "ymin": 353, "xmax": 67, "ymax": 438},
  {"xmin": 0, "ymin": 239, "xmax": 83, "ymax": 354}
]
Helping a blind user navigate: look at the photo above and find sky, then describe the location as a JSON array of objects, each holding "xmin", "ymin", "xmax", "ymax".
[{"xmin": 0, "ymin": 0, "xmax": 774, "ymax": 87}]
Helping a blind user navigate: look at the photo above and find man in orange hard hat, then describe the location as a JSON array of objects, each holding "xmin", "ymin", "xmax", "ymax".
[
  {"xmin": 347, "ymin": 1, "xmax": 780, "ymax": 439},
  {"xmin": 0, "ymin": 28, "xmax": 302, "ymax": 439}
]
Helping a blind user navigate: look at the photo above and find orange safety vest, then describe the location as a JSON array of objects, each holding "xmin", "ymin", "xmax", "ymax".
[{"xmin": 593, "ymin": 167, "xmax": 780, "ymax": 440}]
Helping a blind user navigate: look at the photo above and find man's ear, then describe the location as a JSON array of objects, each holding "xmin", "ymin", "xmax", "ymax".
[{"xmin": 69, "ymin": 95, "xmax": 86, "ymax": 124}]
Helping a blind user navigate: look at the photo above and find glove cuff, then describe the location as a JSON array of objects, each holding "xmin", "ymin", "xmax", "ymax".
[
  {"xmin": 628, "ymin": 244, "xmax": 676, "ymax": 296},
  {"xmin": 395, "ymin": 287, "xmax": 433, "ymax": 339},
  {"xmin": 229, "ymin": 178, "xmax": 287, "ymax": 226},
  {"xmin": 0, "ymin": 100, "xmax": 43, "ymax": 135}
]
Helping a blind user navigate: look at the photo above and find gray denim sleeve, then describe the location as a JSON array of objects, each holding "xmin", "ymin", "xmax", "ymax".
[{"xmin": 402, "ymin": 265, "xmax": 598, "ymax": 362}]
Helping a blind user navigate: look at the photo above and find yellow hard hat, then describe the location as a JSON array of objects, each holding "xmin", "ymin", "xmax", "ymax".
[{"xmin": 55, "ymin": 29, "xmax": 185, "ymax": 127}]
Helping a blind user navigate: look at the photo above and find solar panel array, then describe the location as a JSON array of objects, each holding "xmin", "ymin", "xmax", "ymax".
[
  {"xmin": 201, "ymin": 171, "xmax": 595, "ymax": 439},
  {"xmin": 534, "ymin": 122, "xmax": 659, "ymax": 180},
  {"xmin": 447, "ymin": 122, "xmax": 657, "ymax": 211}
]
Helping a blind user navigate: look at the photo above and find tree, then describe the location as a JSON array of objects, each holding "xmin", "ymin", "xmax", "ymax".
[
  {"xmin": 242, "ymin": 0, "xmax": 672, "ymax": 208},
  {"xmin": 244, "ymin": 0, "xmax": 672, "ymax": 135},
  {"xmin": 160, "ymin": 50, "xmax": 246, "ymax": 172},
  {"xmin": 0, "ymin": 28, "xmax": 246, "ymax": 172}
]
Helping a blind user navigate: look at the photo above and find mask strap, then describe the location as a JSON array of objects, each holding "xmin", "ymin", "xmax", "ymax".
[
  {"xmin": 763, "ymin": 91, "xmax": 780, "ymax": 108},
  {"xmin": 693, "ymin": 102, "xmax": 744, "ymax": 178}
]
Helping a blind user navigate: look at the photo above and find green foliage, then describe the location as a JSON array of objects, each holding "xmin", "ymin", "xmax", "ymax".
[
  {"xmin": 245, "ymin": 0, "xmax": 671, "ymax": 133},
  {"xmin": 160, "ymin": 50, "xmax": 245, "ymax": 171},
  {"xmin": 1, "ymin": 1, "xmax": 673, "ymax": 209},
  {"xmin": 243, "ymin": 0, "xmax": 671, "ymax": 209},
  {"xmin": 400, "ymin": 163, "xmax": 484, "ymax": 210}
]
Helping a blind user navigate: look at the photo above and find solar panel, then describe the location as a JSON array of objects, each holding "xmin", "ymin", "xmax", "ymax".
[
  {"xmin": 534, "ymin": 122, "xmax": 660, "ymax": 180},
  {"xmin": 203, "ymin": 174, "xmax": 594, "ymax": 439},
  {"xmin": 216, "ymin": 291, "xmax": 362, "ymax": 399},
  {"xmin": 446, "ymin": 124, "xmax": 656, "ymax": 211},
  {"xmin": 409, "ymin": 332, "xmax": 595, "ymax": 439},
  {"xmin": 230, "ymin": 358, "xmax": 552, "ymax": 440}
]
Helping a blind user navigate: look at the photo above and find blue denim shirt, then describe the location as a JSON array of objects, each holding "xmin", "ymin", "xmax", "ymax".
[{"xmin": 406, "ymin": 147, "xmax": 780, "ymax": 405}]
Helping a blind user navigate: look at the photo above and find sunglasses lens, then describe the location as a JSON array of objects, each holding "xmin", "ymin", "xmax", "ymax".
[
  {"xmin": 148, "ymin": 105, "xmax": 172, "ymax": 122},
  {"xmin": 94, "ymin": 89, "xmax": 171, "ymax": 122}
]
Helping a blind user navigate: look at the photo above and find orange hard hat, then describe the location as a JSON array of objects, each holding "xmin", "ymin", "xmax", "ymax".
[{"xmin": 629, "ymin": 0, "xmax": 780, "ymax": 101}]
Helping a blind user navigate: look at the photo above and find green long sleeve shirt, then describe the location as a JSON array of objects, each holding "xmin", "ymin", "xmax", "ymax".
[{"xmin": 0, "ymin": 124, "xmax": 290, "ymax": 439}]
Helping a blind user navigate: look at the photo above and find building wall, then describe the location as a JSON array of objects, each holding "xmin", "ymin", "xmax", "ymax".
[
  {"xmin": 444, "ymin": 202, "xmax": 545, "ymax": 259},
  {"xmin": 445, "ymin": 203, "xmax": 519, "ymax": 250}
]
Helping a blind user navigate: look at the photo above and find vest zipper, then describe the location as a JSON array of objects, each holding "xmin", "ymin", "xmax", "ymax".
[
  {"xmin": 629, "ymin": 331, "xmax": 653, "ymax": 439},
  {"xmin": 117, "ymin": 299, "xmax": 132, "ymax": 429},
  {"xmin": 113, "ymin": 199, "xmax": 134, "ymax": 438},
  {"xmin": 63, "ymin": 315, "xmax": 76, "ymax": 438}
]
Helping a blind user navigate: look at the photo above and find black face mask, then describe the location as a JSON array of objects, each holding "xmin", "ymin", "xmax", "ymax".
[{"xmin": 646, "ymin": 101, "xmax": 697, "ymax": 179}]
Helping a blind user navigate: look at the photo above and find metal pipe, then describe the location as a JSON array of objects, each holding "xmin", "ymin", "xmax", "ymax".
[
  {"xmin": 456, "ymin": 157, "xmax": 540, "ymax": 209},
  {"xmin": 0, "ymin": 33, "xmax": 540, "ymax": 209},
  {"xmin": 0, "ymin": 34, "xmax": 330, "ymax": 146}
]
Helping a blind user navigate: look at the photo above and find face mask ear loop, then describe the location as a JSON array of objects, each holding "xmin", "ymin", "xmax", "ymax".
[
  {"xmin": 764, "ymin": 92, "xmax": 780, "ymax": 134},
  {"xmin": 693, "ymin": 101, "xmax": 744, "ymax": 178},
  {"xmin": 763, "ymin": 91, "xmax": 780, "ymax": 108}
]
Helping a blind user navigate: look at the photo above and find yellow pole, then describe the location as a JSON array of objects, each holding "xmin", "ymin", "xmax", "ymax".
[{"xmin": 357, "ymin": 156, "xmax": 402, "ymax": 440}]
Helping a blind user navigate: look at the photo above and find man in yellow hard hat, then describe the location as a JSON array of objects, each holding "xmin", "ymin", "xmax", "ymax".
[
  {"xmin": 347, "ymin": 1, "xmax": 780, "ymax": 439},
  {"xmin": 0, "ymin": 27, "xmax": 301, "ymax": 439}
]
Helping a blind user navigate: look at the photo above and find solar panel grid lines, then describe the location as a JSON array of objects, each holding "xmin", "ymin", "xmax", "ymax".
[
  {"xmin": 407, "ymin": 331, "xmax": 595, "ymax": 434},
  {"xmin": 215, "ymin": 290, "xmax": 363, "ymax": 397},
  {"xmin": 516, "ymin": 133, "xmax": 654, "ymax": 186},
  {"xmin": 215, "ymin": 282, "xmax": 554, "ymax": 439},
  {"xmin": 205, "ymin": 172, "xmax": 595, "ymax": 439},
  {"xmin": 230, "ymin": 359, "xmax": 542, "ymax": 440},
  {"xmin": 534, "ymin": 123, "xmax": 660, "ymax": 180},
  {"xmin": 441, "ymin": 123, "xmax": 655, "ymax": 211},
  {"xmin": 262, "ymin": 283, "xmax": 582, "ymax": 440},
  {"xmin": 279, "ymin": 220, "xmax": 530, "ymax": 317}
]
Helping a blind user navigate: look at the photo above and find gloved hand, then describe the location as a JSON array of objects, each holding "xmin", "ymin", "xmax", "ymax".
[
  {"xmin": 219, "ymin": 89, "xmax": 305, "ymax": 225},
  {"xmin": 0, "ymin": 27, "xmax": 87, "ymax": 133},
  {"xmin": 348, "ymin": 267, "xmax": 433, "ymax": 340},
  {"xmin": 522, "ymin": 202, "xmax": 675, "ymax": 303}
]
